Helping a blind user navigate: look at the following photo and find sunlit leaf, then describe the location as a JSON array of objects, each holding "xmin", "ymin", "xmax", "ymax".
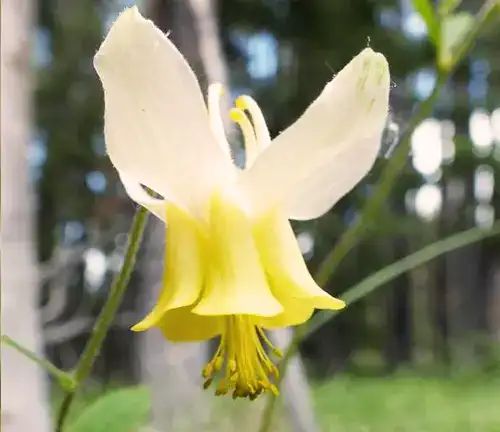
[
  {"xmin": 439, "ymin": 12, "xmax": 475, "ymax": 71},
  {"xmin": 67, "ymin": 387, "xmax": 150, "ymax": 432},
  {"xmin": 412, "ymin": 0, "xmax": 440, "ymax": 44}
]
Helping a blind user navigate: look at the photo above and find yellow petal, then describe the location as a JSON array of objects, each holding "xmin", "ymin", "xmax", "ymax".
[
  {"xmin": 253, "ymin": 210, "xmax": 345, "ymax": 328},
  {"xmin": 259, "ymin": 296, "xmax": 315, "ymax": 329},
  {"xmin": 131, "ymin": 203, "xmax": 204, "ymax": 331},
  {"xmin": 158, "ymin": 307, "xmax": 223, "ymax": 342},
  {"xmin": 192, "ymin": 189, "xmax": 282, "ymax": 317}
]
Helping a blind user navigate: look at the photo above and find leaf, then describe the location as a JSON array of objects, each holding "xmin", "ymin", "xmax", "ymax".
[
  {"xmin": 439, "ymin": 12, "xmax": 475, "ymax": 70},
  {"xmin": 412, "ymin": 0, "xmax": 440, "ymax": 44},
  {"xmin": 306, "ymin": 222, "xmax": 500, "ymax": 337},
  {"xmin": 67, "ymin": 387, "xmax": 150, "ymax": 432},
  {"xmin": 438, "ymin": 0, "xmax": 462, "ymax": 16}
]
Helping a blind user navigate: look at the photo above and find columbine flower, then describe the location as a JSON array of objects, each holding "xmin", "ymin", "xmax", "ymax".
[{"xmin": 94, "ymin": 7, "xmax": 390, "ymax": 400}]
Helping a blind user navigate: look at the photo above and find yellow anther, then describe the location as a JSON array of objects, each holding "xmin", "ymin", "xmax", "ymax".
[
  {"xmin": 202, "ymin": 364, "xmax": 213, "ymax": 378},
  {"xmin": 215, "ymin": 380, "xmax": 229, "ymax": 395},
  {"xmin": 270, "ymin": 366, "xmax": 280, "ymax": 378},
  {"xmin": 228, "ymin": 358, "xmax": 237, "ymax": 372},
  {"xmin": 215, "ymin": 387, "xmax": 228, "ymax": 396},
  {"xmin": 214, "ymin": 356, "xmax": 224, "ymax": 372},
  {"xmin": 257, "ymin": 326, "xmax": 283, "ymax": 358},
  {"xmin": 272, "ymin": 347, "xmax": 283, "ymax": 357},
  {"xmin": 203, "ymin": 378, "xmax": 213, "ymax": 389}
]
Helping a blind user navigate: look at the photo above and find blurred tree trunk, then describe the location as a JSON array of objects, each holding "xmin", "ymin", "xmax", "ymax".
[
  {"xmin": 383, "ymin": 238, "xmax": 412, "ymax": 371},
  {"xmin": 1, "ymin": 1, "xmax": 52, "ymax": 431},
  {"xmin": 444, "ymin": 175, "xmax": 481, "ymax": 367},
  {"xmin": 487, "ymin": 256, "xmax": 500, "ymax": 342},
  {"xmin": 446, "ymin": 231, "xmax": 481, "ymax": 366}
]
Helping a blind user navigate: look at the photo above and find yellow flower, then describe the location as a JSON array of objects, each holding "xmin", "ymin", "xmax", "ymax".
[{"xmin": 94, "ymin": 7, "xmax": 390, "ymax": 399}]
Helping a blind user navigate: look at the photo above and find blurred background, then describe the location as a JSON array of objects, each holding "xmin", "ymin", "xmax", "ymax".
[{"xmin": 2, "ymin": 0, "xmax": 500, "ymax": 431}]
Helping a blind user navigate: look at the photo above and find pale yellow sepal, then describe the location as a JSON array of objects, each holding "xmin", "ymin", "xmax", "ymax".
[
  {"xmin": 238, "ymin": 48, "xmax": 390, "ymax": 221},
  {"xmin": 94, "ymin": 6, "xmax": 234, "ymax": 216}
]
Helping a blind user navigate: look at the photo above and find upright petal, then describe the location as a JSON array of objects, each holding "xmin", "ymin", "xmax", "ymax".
[
  {"xmin": 94, "ymin": 7, "xmax": 234, "ymax": 215},
  {"xmin": 238, "ymin": 48, "xmax": 390, "ymax": 219}
]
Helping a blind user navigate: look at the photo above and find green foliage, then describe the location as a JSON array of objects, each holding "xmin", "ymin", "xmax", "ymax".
[
  {"xmin": 412, "ymin": 0, "xmax": 473, "ymax": 66},
  {"xmin": 438, "ymin": 12, "xmax": 475, "ymax": 70},
  {"xmin": 315, "ymin": 375, "xmax": 500, "ymax": 431},
  {"xmin": 67, "ymin": 387, "xmax": 150, "ymax": 432},
  {"xmin": 412, "ymin": 0, "xmax": 440, "ymax": 43},
  {"xmin": 438, "ymin": 0, "xmax": 463, "ymax": 16}
]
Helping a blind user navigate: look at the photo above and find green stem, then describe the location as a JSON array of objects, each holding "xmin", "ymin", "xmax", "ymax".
[
  {"xmin": 73, "ymin": 207, "xmax": 148, "ymax": 383},
  {"xmin": 258, "ymin": 2, "xmax": 499, "ymax": 431},
  {"xmin": 55, "ymin": 206, "xmax": 149, "ymax": 431},
  {"xmin": 0, "ymin": 335, "xmax": 75, "ymax": 391},
  {"xmin": 56, "ymin": 393, "xmax": 75, "ymax": 432}
]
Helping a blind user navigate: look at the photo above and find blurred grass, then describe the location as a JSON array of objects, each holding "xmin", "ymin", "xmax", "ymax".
[
  {"xmin": 53, "ymin": 375, "xmax": 500, "ymax": 432},
  {"xmin": 314, "ymin": 375, "xmax": 500, "ymax": 432}
]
